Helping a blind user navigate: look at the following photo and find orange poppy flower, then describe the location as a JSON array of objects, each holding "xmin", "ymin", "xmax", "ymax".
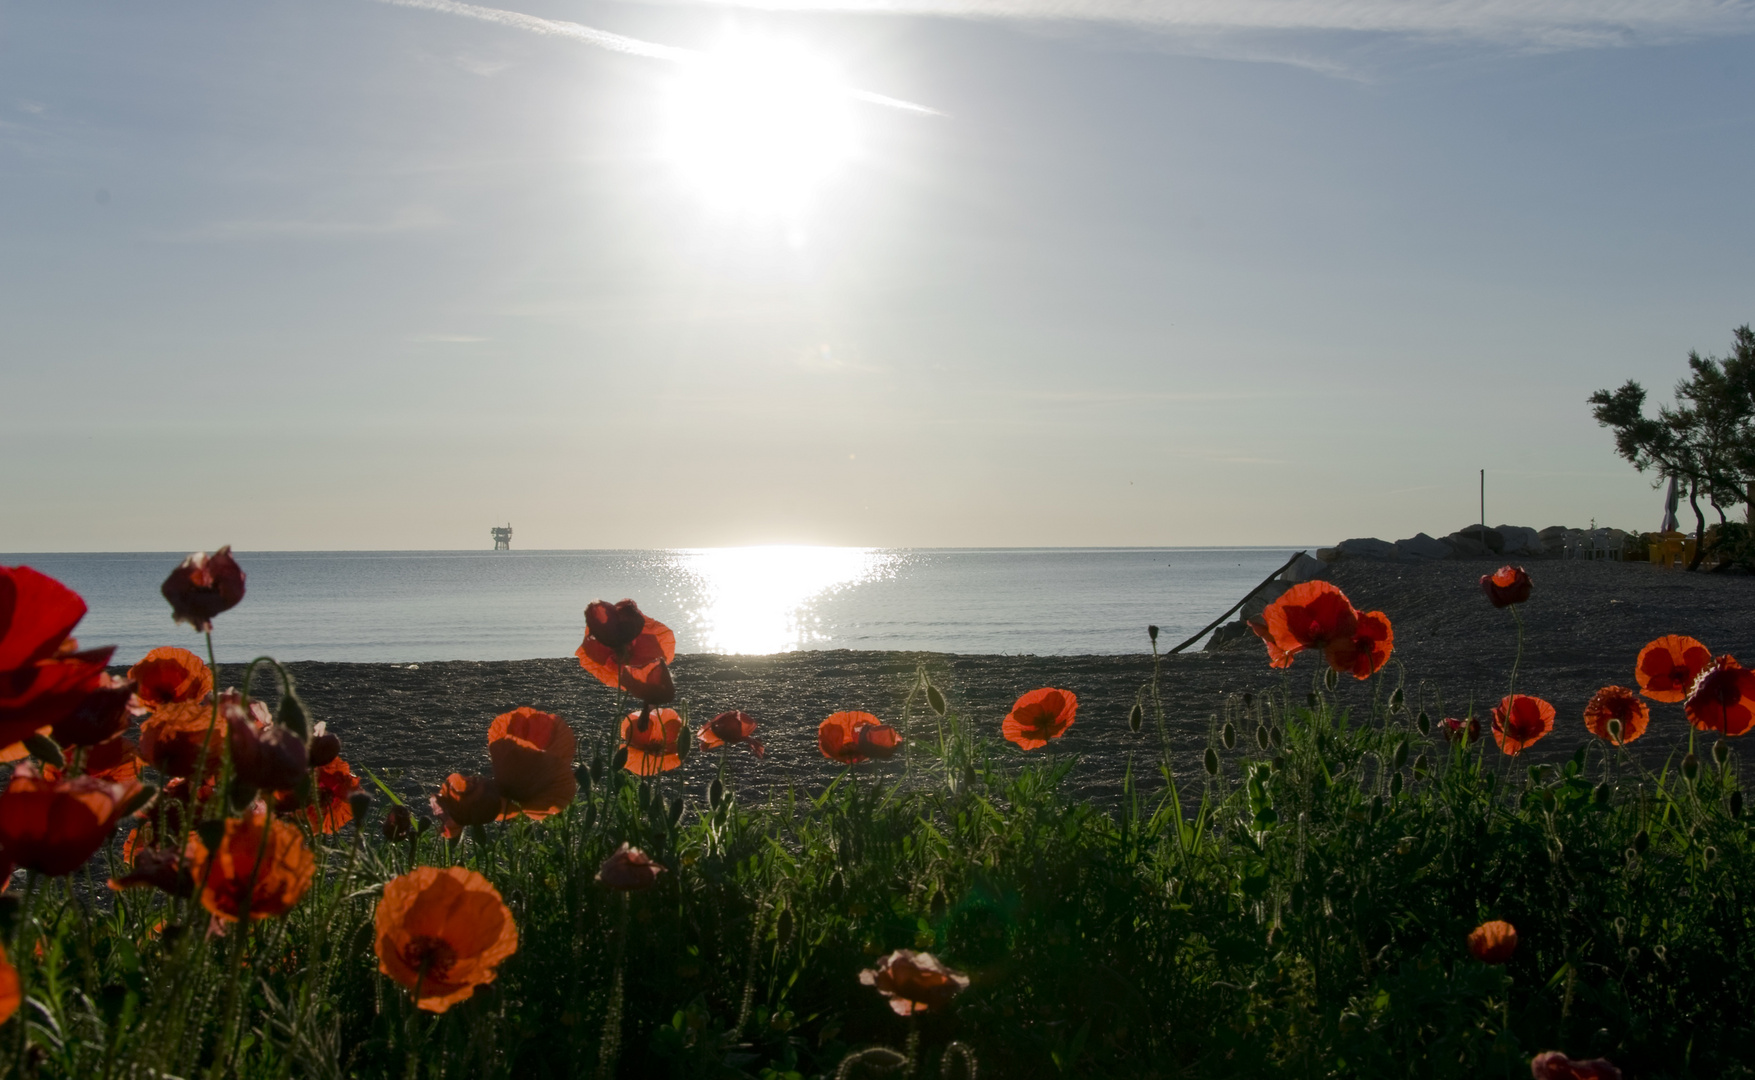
[
  {"xmin": 597, "ymin": 842, "xmax": 666, "ymax": 891},
  {"xmin": 46, "ymin": 735, "xmax": 143, "ymax": 784},
  {"xmin": 618, "ymin": 659, "xmax": 676, "ymax": 706},
  {"xmin": 50, "ymin": 673, "xmax": 135, "ymax": 748},
  {"xmin": 126, "ymin": 646, "xmax": 212, "ymax": 713},
  {"xmin": 1467, "ymin": 920, "xmax": 1517, "ymax": 964},
  {"xmin": 275, "ymin": 757, "xmax": 362, "ymax": 833},
  {"xmin": 1479, "ymin": 565, "xmax": 1533, "ymax": 608},
  {"xmin": 1249, "ymin": 581, "xmax": 1394, "ymax": 680},
  {"xmin": 1002, "ymin": 688, "xmax": 1079, "ymax": 750},
  {"xmin": 857, "ymin": 949, "xmax": 970, "ymax": 1016},
  {"xmin": 160, "ymin": 547, "xmax": 246, "ymax": 633},
  {"xmin": 1530, "ymin": 1050, "xmax": 1623, "ymax": 1080},
  {"xmin": 818, "ymin": 712, "xmax": 902, "ymax": 765},
  {"xmin": 0, "ymin": 766, "xmax": 142, "ymax": 876},
  {"xmin": 138, "ymin": 699, "xmax": 224, "ymax": 779},
  {"xmin": 375, "ymin": 866, "xmax": 519, "ymax": 1013},
  {"xmin": 1, "ymin": 567, "xmax": 116, "ymax": 747},
  {"xmin": 185, "ymin": 811, "xmax": 314, "ymax": 922},
  {"xmin": 575, "ymin": 599, "xmax": 677, "ymax": 691},
  {"xmin": 1684, "ymin": 655, "xmax": 1755, "ymax": 737},
  {"xmin": 1635, "ymin": 635, "xmax": 1713, "ymax": 703},
  {"xmin": 108, "ymin": 847, "xmax": 194, "ymax": 898},
  {"xmin": 487, "ymin": 707, "xmax": 577, "ymax": 818},
  {"xmin": 1582, "ymin": 686, "xmax": 1649, "ymax": 746},
  {"xmin": 0, "ymin": 943, "xmax": 18, "ymax": 1026},
  {"xmin": 1491, "ymin": 695, "xmax": 1555, "ymax": 756},
  {"xmin": 699, "ymin": 710, "xmax": 765, "ymax": 758},
  {"xmin": 621, "ymin": 708, "xmax": 684, "ymax": 775},
  {"xmin": 431, "ymin": 773, "xmax": 505, "ymax": 839}
]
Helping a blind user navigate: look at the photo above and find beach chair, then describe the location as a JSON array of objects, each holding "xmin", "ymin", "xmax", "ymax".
[{"xmin": 1653, "ymin": 532, "xmax": 1684, "ymax": 569}]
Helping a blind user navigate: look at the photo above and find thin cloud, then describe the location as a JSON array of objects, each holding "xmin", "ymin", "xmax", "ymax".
[{"xmin": 618, "ymin": 0, "xmax": 1755, "ymax": 49}]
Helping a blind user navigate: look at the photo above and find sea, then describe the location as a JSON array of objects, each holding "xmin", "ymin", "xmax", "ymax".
[{"xmin": 6, "ymin": 548, "xmax": 1310, "ymax": 664}]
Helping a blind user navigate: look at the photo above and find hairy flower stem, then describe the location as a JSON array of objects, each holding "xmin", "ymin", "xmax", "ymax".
[{"xmin": 595, "ymin": 892, "xmax": 630, "ymax": 1080}]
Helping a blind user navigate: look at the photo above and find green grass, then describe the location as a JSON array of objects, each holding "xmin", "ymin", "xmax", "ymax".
[{"xmin": 5, "ymin": 664, "xmax": 1753, "ymax": 1079}]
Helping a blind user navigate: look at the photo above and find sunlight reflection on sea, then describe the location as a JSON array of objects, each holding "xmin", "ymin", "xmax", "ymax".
[{"xmin": 667, "ymin": 546, "xmax": 906, "ymax": 655}]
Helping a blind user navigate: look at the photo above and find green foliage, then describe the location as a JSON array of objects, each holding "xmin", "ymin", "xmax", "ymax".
[{"xmin": 6, "ymin": 689, "xmax": 1755, "ymax": 1078}]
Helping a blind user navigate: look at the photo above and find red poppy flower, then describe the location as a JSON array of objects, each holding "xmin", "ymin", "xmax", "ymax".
[
  {"xmin": 1, "ymin": 566, "xmax": 115, "ymax": 747},
  {"xmin": 621, "ymin": 707, "xmax": 684, "ymax": 775},
  {"xmin": 306, "ymin": 724, "xmax": 341, "ymax": 767},
  {"xmin": 275, "ymin": 757, "xmax": 361, "ymax": 833},
  {"xmin": 1582, "ymin": 686, "xmax": 1649, "ymax": 746},
  {"xmin": 1530, "ymin": 1051, "xmax": 1622, "ymax": 1080},
  {"xmin": 596, "ymin": 842, "xmax": 665, "ymax": 891},
  {"xmin": 375, "ymin": 866, "xmax": 519, "ymax": 1013},
  {"xmin": 1250, "ymin": 581, "xmax": 1394, "ymax": 680},
  {"xmin": 857, "ymin": 949, "xmax": 970, "ymax": 1016},
  {"xmin": 1440, "ymin": 716, "xmax": 1481, "ymax": 744},
  {"xmin": 126, "ymin": 647, "xmax": 212, "ymax": 713},
  {"xmin": 1480, "ymin": 565, "xmax": 1533, "ymax": 608},
  {"xmin": 1467, "ymin": 920, "xmax": 1517, "ymax": 964},
  {"xmin": 227, "ymin": 700, "xmax": 310, "ymax": 792},
  {"xmin": 575, "ymin": 599, "xmax": 677, "ymax": 691},
  {"xmin": 699, "ymin": 710, "xmax": 765, "ymax": 758},
  {"xmin": 0, "ymin": 565, "xmax": 86, "ymax": 670},
  {"xmin": 138, "ymin": 699, "xmax": 224, "ymax": 779},
  {"xmin": 383, "ymin": 803, "xmax": 414, "ymax": 841},
  {"xmin": 160, "ymin": 547, "xmax": 246, "ymax": 632},
  {"xmin": 1003, "ymin": 688, "xmax": 1078, "ymax": 750},
  {"xmin": 431, "ymin": 773, "xmax": 505, "ymax": 839},
  {"xmin": 107, "ymin": 847, "xmax": 194, "ymax": 898},
  {"xmin": 1684, "ymin": 655, "xmax": 1755, "ymax": 737},
  {"xmin": 0, "ymin": 943, "xmax": 18, "ymax": 1027},
  {"xmin": 0, "ymin": 766, "xmax": 143, "ymax": 876},
  {"xmin": 488, "ymin": 707, "xmax": 577, "ymax": 818},
  {"xmin": 818, "ymin": 712, "xmax": 903, "ymax": 765},
  {"xmin": 1491, "ymin": 695, "xmax": 1555, "ymax": 756},
  {"xmin": 185, "ymin": 811, "xmax": 314, "ymax": 921},
  {"xmin": 618, "ymin": 659, "xmax": 676, "ymax": 706},
  {"xmin": 1635, "ymin": 635, "xmax": 1713, "ymax": 703},
  {"xmin": 49, "ymin": 673, "xmax": 135, "ymax": 749},
  {"xmin": 46, "ymin": 735, "xmax": 143, "ymax": 785}
]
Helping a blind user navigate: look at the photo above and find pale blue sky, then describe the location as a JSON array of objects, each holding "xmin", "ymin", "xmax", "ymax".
[{"xmin": 2, "ymin": 0, "xmax": 1752, "ymax": 551}]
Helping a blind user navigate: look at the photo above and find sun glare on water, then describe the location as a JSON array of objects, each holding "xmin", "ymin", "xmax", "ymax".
[
  {"xmin": 672, "ymin": 546, "xmax": 898, "ymax": 654},
  {"xmin": 662, "ymin": 39, "xmax": 856, "ymax": 215}
]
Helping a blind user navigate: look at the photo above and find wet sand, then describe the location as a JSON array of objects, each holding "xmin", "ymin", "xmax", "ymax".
[{"xmin": 206, "ymin": 559, "xmax": 1755, "ymax": 809}]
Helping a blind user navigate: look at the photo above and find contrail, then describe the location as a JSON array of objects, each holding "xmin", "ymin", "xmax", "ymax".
[{"xmin": 374, "ymin": 0, "xmax": 944, "ymax": 115}]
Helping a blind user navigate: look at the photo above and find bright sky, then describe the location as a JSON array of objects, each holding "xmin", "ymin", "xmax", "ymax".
[{"xmin": 2, "ymin": 1, "xmax": 1752, "ymax": 551}]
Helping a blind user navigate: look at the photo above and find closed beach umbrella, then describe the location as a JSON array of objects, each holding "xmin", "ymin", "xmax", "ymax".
[{"xmin": 1660, "ymin": 476, "xmax": 1680, "ymax": 533}]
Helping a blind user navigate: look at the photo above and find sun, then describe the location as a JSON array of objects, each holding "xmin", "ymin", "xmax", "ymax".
[{"xmin": 661, "ymin": 38, "xmax": 857, "ymax": 215}]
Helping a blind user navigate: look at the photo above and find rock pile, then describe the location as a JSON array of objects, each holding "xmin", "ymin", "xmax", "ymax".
[{"xmin": 1317, "ymin": 525, "xmax": 1633, "ymax": 564}]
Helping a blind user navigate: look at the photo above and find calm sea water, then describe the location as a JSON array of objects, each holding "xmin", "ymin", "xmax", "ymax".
[{"xmin": 6, "ymin": 548, "xmax": 1308, "ymax": 664}]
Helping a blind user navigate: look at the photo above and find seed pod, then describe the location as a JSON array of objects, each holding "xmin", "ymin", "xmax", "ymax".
[
  {"xmin": 1389, "ymin": 688, "xmax": 1404, "ymax": 711},
  {"xmin": 1713, "ymin": 741, "xmax": 1730, "ymax": 767},
  {"xmin": 708, "ymin": 777, "xmax": 725, "ymax": 810},
  {"xmin": 926, "ymin": 684, "xmax": 947, "ymax": 717},
  {"xmin": 1128, "ymin": 703, "xmax": 1143, "ymax": 733},
  {"xmin": 1633, "ymin": 829, "xmax": 1650, "ymax": 853},
  {"xmin": 1416, "ymin": 711, "xmax": 1430, "ymax": 736},
  {"xmin": 1256, "ymin": 726, "xmax": 1270, "ymax": 751},
  {"xmin": 1222, "ymin": 722, "xmax": 1236, "ymax": 750},
  {"xmin": 1683, "ymin": 753, "xmax": 1700, "ymax": 782},
  {"xmin": 1389, "ymin": 771, "xmax": 1403, "ymax": 798},
  {"xmin": 1607, "ymin": 717, "xmax": 1623, "ymax": 743},
  {"xmin": 1593, "ymin": 782, "xmax": 1611, "ymax": 805},
  {"xmin": 1268, "ymin": 725, "xmax": 1283, "ymax": 749},
  {"xmin": 23, "ymin": 732, "xmax": 63, "ymax": 768},
  {"xmin": 1392, "ymin": 740, "xmax": 1409, "ymax": 771},
  {"xmin": 1323, "ymin": 668, "xmax": 1338, "ymax": 692},
  {"xmin": 1148, "ymin": 624, "xmax": 1159, "ymax": 643},
  {"xmin": 1204, "ymin": 748, "xmax": 1219, "ymax": 776}
]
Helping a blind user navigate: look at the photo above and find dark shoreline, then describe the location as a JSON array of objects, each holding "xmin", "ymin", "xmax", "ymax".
[{"xmin": 178, "ymin": 559, "xmax": 1755, "ymax": 810}]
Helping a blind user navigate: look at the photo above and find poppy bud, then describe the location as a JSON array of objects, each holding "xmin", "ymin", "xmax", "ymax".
[
  {"xmin": 1593, "ymin": 782, "xmax": 1611, "ymax": 805},
  {"xmin": 307, "ymin": 730, "xmax": 341, "ymax": 768},
  {"xmin": 1241, "ymin": 692, "xmax": 1254, "ymax": 708},
  {"xmin": 1466, "ymin": 920, "xmax": 1517, "ymax": 964},
  {"xmin": 708, "ymin": 778, "xmax": 724, "ymax": 810},
  {"xmin": 584, "ymin": 600, "xmax": 647, "ymax": 651},
  {"xmin": 1269, "ymin": 725, "xmax": 1283, "ymax": 749},
  {"xmin": 1271, "ymin": 754, "xmax": 1286, "ymax": 772},
  {"xmin": 228, "ymin": 777, "xmax": 259, "ymax": 812},
  {"xmin": 23, "ymin": 732, "xmax": 64, "ymax": 769},
  {"xmin": 574, "ymin": 765, "xmax": 592, "ymax": 802},
  {"xmin": 926, "ymin": 684, "xmax": 947, "ymax": 717},
  {"xmin": 637, "ymin": 781, "xmax": 653, "ymax": 813},
  {"xmin": 1389, "ymin": 771, "xmax": 1403, "ymax": 798},
  {"xmin": 611, "ymin": 747, "xmax": 629, "ymax": 773},
  {"xmin": 161, "ymin": 547, "xmax": 246, "ymax": 632},
  {"xmin": 1713, "ymin": 741, "xmax": 1730, "ymax": 767},
  {"xmin": 590, "ymin": 752, "xmax": 605, "ymax": 783},
  {"xmin": 1683, "ymin": 753, "xmax": 1700, "ymax": 782},
  {"xmin": 1204, "ymin": 748, "xmax": 1219, "ymax": 776},
  {"xmin": 1256, "ymin": 726, "xmax": 1270, "ymax": 750},
  {"xmin": 962, "ymin": 762, "xmax": 976, "ymax": 790},
  {"xmin": 1730, "ymin": 791, "xmax": 1745, "ymax": 818},
  {"xmin": 348, "ymin": 789, "xmax": 372, "ymax": 821},
  {"xmin": 1128, "ymin": 703, "xmax": 1143, "ymax": 733},
  {"xmin": 1389, "ymin": 688, "xmax": 1404, "ymax": 711},
  {"xmin": 1323, "ymin": 668, "xmax": 1338, "ymax": 692},
  {"xmin": 1607, "ymin": 716, "xmax": 1623, "ymax": 743},
  {"xmin": 117, "ymin": 784, "xmax": 159, "ymax": 819},
  {"xmin": 1633, "ymin": 829, "xmax": 1650, "ymax": 853},
  {"xmin": 382, "ymin": 804, "xmax": 413, "ymax": 841},
  {"xmin": 1392, "ymin": 740, "xmax": 1408, "ymax": 771},
  {"xmin": 667, "ymin": 797, "xmax": 684, "ymax": 828},
  {"xmin": 776, "ymin": 907, "xmax": 794, "ymax": 945},
  {"xmin": 1147, "ymin": 625, "xmax": 1159, "ymax": 643},
  {"xmin": 1416, "ymin": 711, "xmax": 1430, "ymax": 736},
  {"xmin": 276, "ymin": 692, "xmax": 312, "ymax": 741},
  {"xmin": 1369, "ymin": 795, "xmax": 1384, "ymax": 824},
  {"xmin": 675, "ymin": 724, "xmax": 692, "ymax": 763},
  {"xmin": 829, "ymin": 872, "xmax": 845, "ymax": 902},
  {"xmin": 583, "ymin": 803, "xmax": 598, "ymax": 832},
  {"xmin": 1704, "ymin": 845, "xmax": 1719, "ymax": 865},
  {"xmin": 1306, "ymin": 692, "xmax": 1319, "ymax": 709},
  {"xmin": 1221, "ymin": 722, "xmax": 1236, "ymax": 750},
  {"xmin": 1412, "ymin": 753, "xmax": 1428, "ymax": 777}
]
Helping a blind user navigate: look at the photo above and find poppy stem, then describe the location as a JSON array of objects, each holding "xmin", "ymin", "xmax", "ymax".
[
  {"xmin": 595, "ymin": 892, "xmax": 630, "ymax": 1080},
  {"xmin": 1507, "ymin": 606, "xmax": 1524, "ymax": 700}
]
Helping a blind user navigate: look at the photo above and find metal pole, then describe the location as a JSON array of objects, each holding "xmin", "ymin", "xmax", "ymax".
[{"xmin": 1480, "ymin": 469, "xmax": 1484, "ymax": 529}]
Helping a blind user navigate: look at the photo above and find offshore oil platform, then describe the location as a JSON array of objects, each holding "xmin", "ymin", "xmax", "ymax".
[{"xmin": 490, "ymin": 524, "xmax": 513, "ymax": 550}]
